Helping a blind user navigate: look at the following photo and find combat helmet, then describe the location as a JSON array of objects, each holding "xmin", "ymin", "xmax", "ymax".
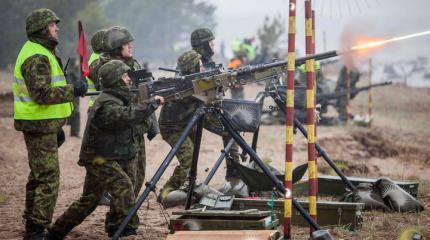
[
  {"xmin": 103, "ymin": 26, "xmax": 134, "ymax": 52},
  {"xmin": 91, "ymin": 29, "xmax": 107, "ymax": 54},
  {"xmin": 190, "ymin": 28, "xmax": 215, "ymax": 48},
  {"xmin": 26, "ymin": 8, "xmax": 60, "ymax": 36},
  {"xmin": 99, "ymin": 60, "xmax": 130, "ymax": 88},
  {"xmin": 177, "ymin": 50, "xmax": 201, "ymax": 75}
]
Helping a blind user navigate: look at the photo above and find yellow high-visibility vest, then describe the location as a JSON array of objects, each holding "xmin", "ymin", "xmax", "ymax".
[
  {"xmin": 13, "ymin": 41, "xmax": 72, "ymax": 120},
  {"xmin": 87, "ymin": 52, "xmax": 100, "ymax": 107},
  {"xmin": 298, "ymin": 61, "xmax": 321, "ymax": 72}
]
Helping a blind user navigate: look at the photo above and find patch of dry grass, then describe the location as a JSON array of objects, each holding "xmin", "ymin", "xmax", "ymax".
[{"xmin": 0, "ymin": 191, "xmax": 6, "ymax": 206}]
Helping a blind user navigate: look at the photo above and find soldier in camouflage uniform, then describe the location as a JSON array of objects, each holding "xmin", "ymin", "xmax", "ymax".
[
  {"xmin": 190, "ymin": 28, "xmax": 241, "ymax": 183},
  {"xmin": 13, "ymin": 9, "xmax": 87, "ymax": 239},
  {"xmin": 86, "ymin": 29, "xmax": 115, "ymax": 206},
  {"xmin": 335, "ymin": 65, "xmax": 361, "ymax": 122},
  {"xmin": 66, "ymin": 58, "xmax": 81, "ymax": 137},
  {"xmin": 158, "ymin": 50, "xmax": 204, "ymax": 200},
  {"xmin": 158, "ymin": 47, "xmax": 241, "ymax": 202},
  {"xmin": 47, "ymin": 60, "xmax": 164, "ymax": 239},
  {"xmin": 86, "ymin": 29, "xmax": 107, "ymax": 107},
  {"xmin": 89, "ymin": 26, "xmax": 159, "ymax": 198}
]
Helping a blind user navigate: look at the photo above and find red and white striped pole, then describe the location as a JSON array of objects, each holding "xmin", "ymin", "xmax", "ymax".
[
  {"xmin": 305, "ymin": 0, "xmax": 317, "ymax": 235},
  {"xmin": 284, "ymin": 0, "xmax": 296, "ymax": 238}
]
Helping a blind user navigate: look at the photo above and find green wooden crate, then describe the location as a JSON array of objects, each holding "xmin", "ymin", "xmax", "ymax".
[
  {"xmin": 232, "ymin": 198, "xmax": 364, "ymax": 230},
  {"xmin": 293, "ymin": 175, "xmax": 419, "ymax": 198},
  {"xmin": 169, "ymin": 209, "xmax": 279, "ymax": 232}
]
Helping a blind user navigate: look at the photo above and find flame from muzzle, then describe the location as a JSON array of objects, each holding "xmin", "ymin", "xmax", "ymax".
[{"xmin": 351, "ymin": 30, "xmax": 430, "ymax": 51}]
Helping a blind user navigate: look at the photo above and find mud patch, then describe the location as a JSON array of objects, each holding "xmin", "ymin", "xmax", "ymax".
[
  {"xmin": 352, "ymin": 129, "xmax": 430, "ymax": 164},
  {"xmin": 351, "ymin": 130, "xmax": 398, "ymax": 158}
]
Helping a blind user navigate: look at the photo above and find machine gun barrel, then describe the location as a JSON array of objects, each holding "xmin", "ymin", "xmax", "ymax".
[
  {"xmin": 158, "ymin": 67, "xmax": 179, "ymax": 73},
  {"xmin": 238, "ymin": 50, "xmax": 339, "ymax": 74},
  {"xmin": 317, "ymin": 81, "xmax": 392, "ymax": 102}
]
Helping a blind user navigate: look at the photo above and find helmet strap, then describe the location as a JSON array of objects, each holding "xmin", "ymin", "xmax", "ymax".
[{"xmin": 28, "ymin": 29, "xmax": 58, "ymax": 50}]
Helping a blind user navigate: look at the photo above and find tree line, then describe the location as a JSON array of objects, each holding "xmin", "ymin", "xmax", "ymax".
[{"xmin": 1, "ymin": 0, "xmax": 216, "ymax": 68}]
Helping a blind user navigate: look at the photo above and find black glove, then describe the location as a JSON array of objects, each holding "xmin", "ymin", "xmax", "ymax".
[
  {"xmin": 146, "ymin": 130, "xmax": 158, "ymax": 141},
  {"xmin": 146, "ymin": 114, "xmax": 160, "ymax": 141},
  {"xmin": 73, "ymin": 80, "xmax": 88, "ymax": 97},
  {"xmin": 57, "ymin": 128, "xmax": 65, "ymax": 147}
]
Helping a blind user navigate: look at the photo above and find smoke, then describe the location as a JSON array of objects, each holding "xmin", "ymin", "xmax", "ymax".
[{"xmin": 338, "ymin": 21, "xmax": 380, "ymax": 70}]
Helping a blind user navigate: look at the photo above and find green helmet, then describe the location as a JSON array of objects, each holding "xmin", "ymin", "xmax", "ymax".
[
  {"xmin": 26, "ymin": 8, "xmax": 60, "ymax": 35},
  {"xmin": 104, "ymin": 26, "xmax": 134, "ymax": 52},
  {"xmin": 91, "ymin": 29, "xmax": 107, "ymax": 54},
  {"xmin": 99, "ymin": 60, "xmax": 130, "ymax": 88},
  {"xmin": 177, "ymin": 50, "xmax": 201, "ymax": 75},
  {"xmin": 190, "ymin": 28, "xmax": 214, "ymax": 48}
]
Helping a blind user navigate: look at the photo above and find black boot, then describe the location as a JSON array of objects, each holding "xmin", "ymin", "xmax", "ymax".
[
  {"xmin": 23, "ymin": 221, "xmax": 46, "ymax": 240},
  {"xmin": 45, "ymin": 229, "xmax": 64, "ymax": 240},
  {"xmin": 107, "ymin": 228, "xmax": 137, "ymax": 238}
]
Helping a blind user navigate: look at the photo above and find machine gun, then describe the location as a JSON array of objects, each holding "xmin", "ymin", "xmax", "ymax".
[
  {"xmin": 110, "ymin": 50, "xmax": 341, "ymax": 239},
  {"xmin": 85, "ymin": 50, "xmax": 339, "ymax": 104},
  {"xmin": 316, "ymin": 81, "xmax": 392, "ymax": 107},
  {"xmin": 271, "ymin": 81, "xmax": 392, "ymax": 111}
]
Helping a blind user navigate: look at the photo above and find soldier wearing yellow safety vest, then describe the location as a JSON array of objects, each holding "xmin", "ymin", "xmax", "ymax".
[
  {"xmin": 13, "ymin": 9, "xmax": 87, "ymax": 239},
  {"xmin": 87, "ymin": 29, "xmax": 107, "ymax": 107}
]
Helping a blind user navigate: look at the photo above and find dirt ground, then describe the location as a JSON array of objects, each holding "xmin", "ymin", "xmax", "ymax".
[{"xmin": 0, "ymin": 71, "xmax": 429, "ymax": 239}]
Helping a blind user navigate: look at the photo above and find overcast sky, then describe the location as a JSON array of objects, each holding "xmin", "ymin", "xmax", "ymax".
[{"xmin": 207, "ymin": 0, "xmax": 430, "ymax": 63}]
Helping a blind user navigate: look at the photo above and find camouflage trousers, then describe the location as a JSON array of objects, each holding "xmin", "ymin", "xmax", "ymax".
[
  {"xmin": 160, "ymin": 113, "xmax": 240, "ymax": 192},
  {"xmin": 134, "ymin": 138, "xmax": 146, "ymax": 197},
  {"xmin": 104, "ymin": 138, "xmax": 143, "ymax": 231},
  {"xmin": 160, "ymin": 128, "xmax": 195, "ymax": 192},
  {"xmin": 68, "ymin": 97, "xmax": 80, "ymax": 137},
  {"xmin": 23, "ymin": 131, "xmax": 60, "ymax": 226},
  {"xmin": 49, "ymin": 159, "xmax": 138, "ymax": 237},
  {"xmin": 336, "ymin": 97, "xmax": 348, "ymax": 121}
]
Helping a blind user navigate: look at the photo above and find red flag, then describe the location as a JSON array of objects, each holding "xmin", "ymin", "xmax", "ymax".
[{"xmin": 77, "ymin": 21, "xmax": 89, "ymax": 77}]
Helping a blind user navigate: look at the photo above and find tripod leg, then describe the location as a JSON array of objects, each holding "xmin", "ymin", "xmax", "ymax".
[
  {"xmin": 111, "ymin": 109, "xmax": 205, "ymax": 240},
  {"xmin": 218, "ymin": 111, "xmax": 322, "ymax": 231},
  {"xmin": 203, "ymin": 138, "xmax": 235, "ymax": 185},
  {"xmin": 185, "ymin": 114, "xmax": 204, "ymax": 209}
]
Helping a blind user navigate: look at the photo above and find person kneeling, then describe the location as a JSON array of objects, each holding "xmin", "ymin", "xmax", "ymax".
[{"xmin": 47, "ymin": 60, "xmax": 164, "ymax": 239}]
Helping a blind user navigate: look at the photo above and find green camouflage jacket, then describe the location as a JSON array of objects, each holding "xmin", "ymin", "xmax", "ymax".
[
  {"xmin": 89, "ymin": 53, "xmax": 159, "ymax": 138},
  {"xmin": 14, "ymin": 36, "xmax": 74, "ymax": 133}
]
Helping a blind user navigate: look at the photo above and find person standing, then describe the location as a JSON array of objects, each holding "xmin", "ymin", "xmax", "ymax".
[
  {"xmin": 158, "ymin": 50, "xmax": 205, "ymax": 201},
  {"xmin": 13, "ymin": 9, "xmax": 87, "ymax": 239},
  {"xmin": 66, "ymin": 58, "xmax": 82, "ymax": 137},
  {"xmin": 190, "ymin": 28, "xmax": 241, "ymax": 185},
  {"xmin": 90, "ymin": 27, "xmax": 160, "ymax": 197},
  {"xmin": 47, "ymin": 60, "xmax": 164, "ymax": 239},
  {"xmin": 87, "ymin": 29, "xmax": 107, "ymax": 108}
]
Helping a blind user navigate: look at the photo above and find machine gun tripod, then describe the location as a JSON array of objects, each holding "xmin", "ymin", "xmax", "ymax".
[
  {"xmin": 111, "ymin": 103, "xmax": 330, "ymax": 240},
  {"xmin": 203, "ymin": 86, "xmax": 357, "ymax": 196}
]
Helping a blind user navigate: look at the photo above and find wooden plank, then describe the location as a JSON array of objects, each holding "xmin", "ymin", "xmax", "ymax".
[{"xmin": 166, "ymin": 230, "xmax": 281, "ymax": 240}]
